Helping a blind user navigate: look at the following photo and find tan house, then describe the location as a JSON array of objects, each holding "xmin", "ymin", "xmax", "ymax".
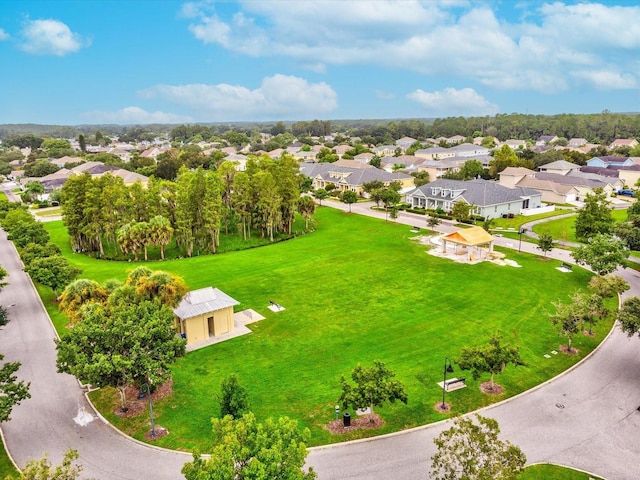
[{"xmin": 174, "ymin": 287, "xmax": 240, "ymax": 346}]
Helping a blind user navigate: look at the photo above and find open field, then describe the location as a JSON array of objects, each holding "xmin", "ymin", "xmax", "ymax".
[{"xmin": 41, "ymin": 208, "xmax": 610, "ymax": 449}]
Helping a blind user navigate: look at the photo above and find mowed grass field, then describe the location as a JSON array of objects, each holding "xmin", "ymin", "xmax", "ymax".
[
  {"xmin": 41, "ymin": 207, "xmax": 611, "ymax": 449},
  {"xmin": 532, "ymin": 208, "xmax": 628, "ymax": 244}
]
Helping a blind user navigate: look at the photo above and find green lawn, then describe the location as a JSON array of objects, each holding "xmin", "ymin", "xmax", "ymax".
[
  {"xmin": 520, "ymin": 463, "xmax": 604, "ymax": 480},
  {"xmin": 532, "ymin": 209, "xmax": 628, "ymax": 244},
  {"xmin": 0, "ymin": 437, "xmax": 19, "ymax": 479},
  {"xmin": 41, "ymin": 208, "xmax": 611, "ymax": 450},
  {"xmin": 491, "ymin": 208, "xmax": 573, "ymax": 230}
]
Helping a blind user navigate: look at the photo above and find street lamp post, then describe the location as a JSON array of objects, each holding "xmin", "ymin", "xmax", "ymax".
[
  {"xmin": 518, "ymin": 227, "xmax": 527, "ymax": 252},
  {"xmin": 141, "ymin": 383, "xmax": 156, "ymax": 438},
  {"xmin": 441, "ymin": 357, "xmax": 454, "ymax": 410}
]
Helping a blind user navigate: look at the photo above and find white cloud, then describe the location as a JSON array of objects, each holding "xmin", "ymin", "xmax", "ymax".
[
  {"xmin": 139, "ymin": 74, "xmax": 337, "ymax": 120},
  {"xmin": 0, "ymin": 28, "xmax": 9, "ymax": 41},
  {"xmin": 407, "ymin": 87, "xmax": 499, "ymax": 116},
  {"xmin": 183, "ymin": 1, "xmax": 640, "ymax": 93},
  {"xmin": 571, "ymin": 70, "xmax": 637, "ymax": 90},
  {"xmin": 20, "ymin": 19, "xmax": 89, "ymax": 56},
  {"xmin": 82, "ymin": 107, "xmax": 193, "ymax": 125}
]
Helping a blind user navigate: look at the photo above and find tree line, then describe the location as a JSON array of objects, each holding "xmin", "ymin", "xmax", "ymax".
[{"xmin": 61, "ymin": 154, "xmax": 312, "ymax": 260}]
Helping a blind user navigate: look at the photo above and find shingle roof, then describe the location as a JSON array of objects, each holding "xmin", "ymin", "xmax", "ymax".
[
  {"xmin": 409, "ymin": 179, "xmax": 539, "ymax": 207},
  {"xmin": 300, "ymin": 163, "xmax": 412, "ymax": 185},
  {"xmin": 539, "ymin": 160, "xmax": 580, "ymax": 170},
  {"xmin": 535, "ymin": 171, "xmax": 610, "ymax": 188},
  {"xmin": 174, "ymin": 287, "xmax": 239, "ymax": 320}
]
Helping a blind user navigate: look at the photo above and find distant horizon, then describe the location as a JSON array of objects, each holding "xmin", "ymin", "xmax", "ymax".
[
  {"xmin": 1, "ymin": 1, "xmax": 639, "ymax": 125},
  {"xmin": 2, "ymin": 111, "xmax": 640, "ymax": 131}
]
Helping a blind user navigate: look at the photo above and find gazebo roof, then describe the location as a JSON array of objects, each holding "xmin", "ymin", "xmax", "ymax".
[{"xmin": 442, "ymin": 226, "xmax": 494, "ymax": 246}]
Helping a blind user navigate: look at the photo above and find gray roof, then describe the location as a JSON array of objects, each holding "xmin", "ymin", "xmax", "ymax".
[
  {"xmin": 535, "ymin": 171, "xmax": 611, "ymax": 188},
  {"xmin": 174, "ymin": 287, "xmax": 239, "ymax": 320},
  {"xmin": 407, "ymin": 179, "xmax": 540, "ymax": 207},
  {"xmin": 539, "ymin": 160, "xmax": 580, "ymax": 170},
  {"xmin": 300, "ymin": 163, "xmax": 412, "ymax": 185}
]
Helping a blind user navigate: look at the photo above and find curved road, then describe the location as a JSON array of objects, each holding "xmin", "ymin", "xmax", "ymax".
[{"xmin": 0, "ymin": 198, "xmax": 638, "ymax": 479}]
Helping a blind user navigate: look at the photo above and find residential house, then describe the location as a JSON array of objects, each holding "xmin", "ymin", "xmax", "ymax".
[
  {"xmin": 536, "ymin": 135, "xmax": 559, "ymax": 146},
  {"xmin": 446, "ymin": 135, "xmax": 465, "ymax": 145},
  {"xmin": 372, "ymin": 145, "xmax": 397, "ymax": 157},
  {"xmin": 405, "ymin": 179, "xmax": 542, "ymax": 218},
  {"xmin": 223, "ymin": 153, "xmax": 248, "ymax": 171},
  {"xmin": 333, "ymin": 144, "xmax": 352, "ymax": 158},
  {"xmin": 291, "ymin": 150, "xmax": 318, "ymax": 163},
  {"xmin": 395, "ymin": 136, "xmax": 417, "ymax": 151},
  {"xmin": 353, "ymin": 153, "xmax": 375, "ymax": 164},
  {"xmin": 538, "ymin": 160, "xmax": 581, "ymax": 175},
  {"xmin": 568, "ymin": 138, "xmax": 588, "ymax": 147},
  {"xmin": 448, "ymin": 143, "xmax": 490, "ymax": 157},
  {"xmin": 51, "ymin": 156, "xmax": 83, "ymax": 167},
  {"xmin": 380, "ymin": 155, "xmax": 423, "ymax": 173},
  {"xmin": 414, "ymin": 147, "xmax": 457, "ymax": 161},
  {"xmin": 609, "ymin": 139, "xmax": 639, "ymax": 150},
  {"xmin": 502, "ymin": 139, "xmax": 527, "ymax": 150},
  {"xmin": 418, "ymin": 158, "xmax": 467, "ymax": 179},
  {"xmin": 587, "ymin": 156, "xmax": 634, "ymax": 168},
  {"xmin": 300, "ymin": 163, "xmax": 414, "ymax": 195},
  {"xmin": 332, "ymin": 159, "xmax": 374, "ymax": 169},
  {"xmin": 174, "ymin": 287, "xmax": 240, "ymax": 346}
]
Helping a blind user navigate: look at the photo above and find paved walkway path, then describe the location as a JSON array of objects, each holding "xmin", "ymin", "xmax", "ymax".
[{"xmin": 0, "ymin": 197, "xmax": 638, "ymax": 479}]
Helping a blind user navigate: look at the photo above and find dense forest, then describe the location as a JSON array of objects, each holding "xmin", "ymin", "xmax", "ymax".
[{"xmin": 2, "ymin": 112, "xmax": 640, "ymax": 146}]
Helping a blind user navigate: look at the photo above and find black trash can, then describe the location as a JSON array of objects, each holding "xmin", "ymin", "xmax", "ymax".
[{"xmin": 343, "ymin": 412, "xmax": 351, "ymax": 427}]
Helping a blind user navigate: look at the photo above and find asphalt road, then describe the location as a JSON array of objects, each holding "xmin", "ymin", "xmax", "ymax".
[{"xmin": 0, "ymin": 197, "xmax": 638, "ymax": 479}]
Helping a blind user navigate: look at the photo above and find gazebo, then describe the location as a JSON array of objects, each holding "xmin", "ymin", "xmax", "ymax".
[{"xmin": 440, "ymin": 226, "xmax": 495, "ymax": 262}]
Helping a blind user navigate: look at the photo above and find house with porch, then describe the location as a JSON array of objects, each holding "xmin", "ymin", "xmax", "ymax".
[
  {"xmin": 174, "ymin": 287, "xmax": 240, "ymax": 346},
  {"xmin": 405, "ymin": 179, "xmax": 542, "ymax": 218},
  {"xmin": 300, "ymin": 163, "xmax": 414, "ymax": 195}
]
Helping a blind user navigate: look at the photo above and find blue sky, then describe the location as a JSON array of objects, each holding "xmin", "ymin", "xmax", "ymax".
[{"xmin": 1, "ymin": 0, "xmax": 639, "ymax": 125}]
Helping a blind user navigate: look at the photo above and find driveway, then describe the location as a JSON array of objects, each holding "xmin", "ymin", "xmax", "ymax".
[{"xmin": 0, "ymin": 200, "xmax": 638, "ymax": 479}]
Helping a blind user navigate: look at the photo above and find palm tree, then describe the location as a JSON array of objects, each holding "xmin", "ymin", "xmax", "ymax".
[
  {"xmin": 297, "ymin": 196, "xmax": 316, "ymax": 229},
  {"xmin": 149, "ymin": 215, "xmax": 173, "ymax": 260},
  {"xmin": 58, "ymin": 279, "xmax": 108, "ymax": 324}
]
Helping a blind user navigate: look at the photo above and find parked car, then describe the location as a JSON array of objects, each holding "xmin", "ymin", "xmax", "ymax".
[{"xmin": 617, "ymin": 189, "xmax": 636, "ymax": 197}]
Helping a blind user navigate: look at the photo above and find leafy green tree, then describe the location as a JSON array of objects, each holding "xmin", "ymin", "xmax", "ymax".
[
  {"xmin": 537, "ymin": 232, "xmax": 555, "ymax": 258},
  {"xmin": 427, "ymin": 215, "xmax": 441, "ymax": 230},
  {"xmin": 56, "ymin": 300, "xmax": 185, "ymax": 411},
  {"xmin": 25, "ymin": 256, "xmax": 81, "ymax": 296},
  {"xmin": 573, "ymin": 291, "xmax": 608, "ymax": 335},
  {"xmin": 148, "ymin": 215, "xmax": 173, "ymax": 260},
  {"xmin": 587, "ymin": 275, "xmax": 629, "ymax": 299},
  {"xmin": 312, "ymin": 188, "xmax": 329, "ymax": 206},
  {"xmin": 456, "ymin": 334, "xmax": 524, "ymax": 392},
  {"xmin": 78, "ymin": 134, "xmax": 86, "ymax": 154},
  {"xmin": 58, "ymin": 278, "xmax": 109, "ymax": 325},
  {"xmin": 571, "ymin": 233, "xmax": 628, "ymax": 275},
  {"xmin": 219, "ymin": 374, "xmax": 250, "ymax": 419},
  {"xmin": 489, "ymin": 145, "xmax": 518, "ymax": 177},
  {"xmin": 614, "ymin": 220, "xmax": 640, "ymax": 251},
  {"xmin": 182, "ymin": 413, "xmax": 316, "ymax": 480},
  {"xmin": 0, "ymin": 265, "xmax": 7, "ymax": 290},
  {"xmin": 430, "ymin": 414, "xmax": 526, "ymax": 480},
  {"xmin": 338, "ymin": 360, "xmax": 408, "ymax": 423},
  {"xmin": 297, "ymin": 196, "xmax": 316, "ymax": 229},
  {"xmin": 574, "ymin": 188, "xmax": 614, "ymax": 241},
  {"xmin": 451, "ymin": 200, "xmax": 472, "ymax": 222},
  {"xmin": 19, "ymin": 242, "xmax": 62, "ymax": 267},
  {"xmin": 22, "ymin": 181, "xmax": 44, "ymax": 203},
  {"xmin": 411, "ymin": 171, "xmax": 430, "ymax": 187},
  {"xmin": 40, "ymin": 138, "xmax": 74, "ymax": 158},
  {"xmin": 460, "ymin": 160, "xmax": 485, "ymax": 180},
  {"xmin": 617, "ymin": 297, "xmax": 640, "ymax": 338},
  {"xmin": 341, "ymin": 190, "xmax": 358, "ymax": 213},
  {"xmin": 13, "ymin": 448, "xmax": 84, "ymax": 480},
  {"xmin": 550, "ymin": 297, "xmax": 583, "ymax": 353},
  {"xmin": 0, "ymin": 354, "xmax": 30, "ymax": 422},
  {"xmin": 8, "ymin": 221, "xmax": 50, "ymax": 249},
  {"xmin": 22, "ymin": 160, "xmax": 60, "ymax": 178}
]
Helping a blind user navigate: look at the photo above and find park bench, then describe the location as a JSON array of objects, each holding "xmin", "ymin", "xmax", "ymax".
[
  {"xmin": 560, "ymin": 262, "xmax": 572, "ymax": 271},
  {"xmin": 443, "ymin": 377, "xmax": 467, "ymax": 392}
]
